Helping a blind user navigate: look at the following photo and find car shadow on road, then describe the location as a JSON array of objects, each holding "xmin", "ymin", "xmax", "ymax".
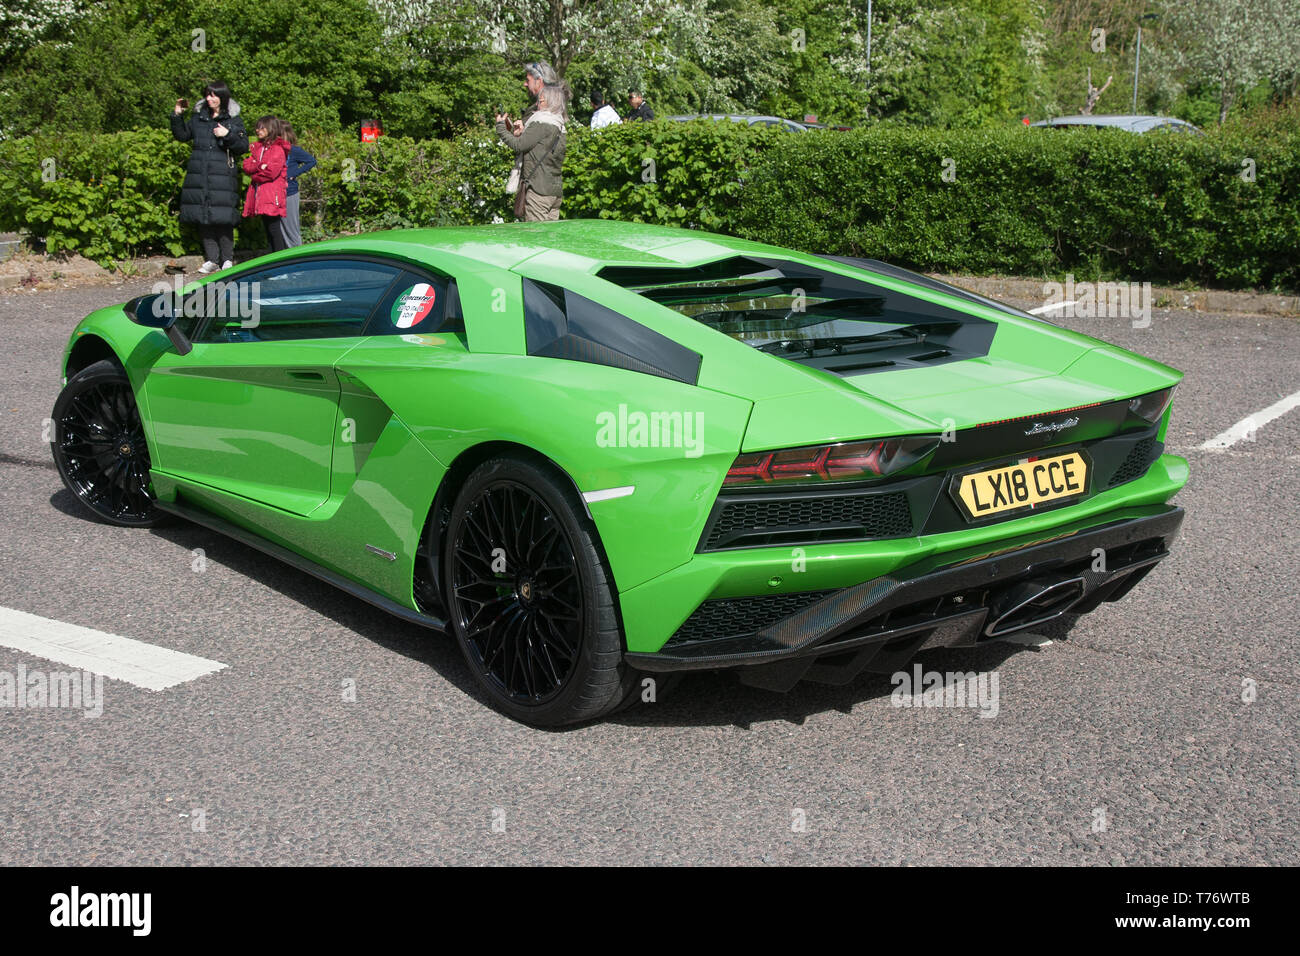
[
  {"xmin": 50, "ymin": 489, "xmax": 486, "ymax": 708},
  {"xmin": 611, "ymin": 641, "xmax": 1032, "ymax": 730},
  {"xmin": 141, "ymin": 518, "xmax": 482, "ymax": 675},
  {"xmin": 50, "ymin": 487, "xmax": 1049, "ymax": 732}
]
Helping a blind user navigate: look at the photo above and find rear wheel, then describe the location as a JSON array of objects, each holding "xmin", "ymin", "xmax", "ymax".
[
  {"xmin": 444, "ymin": 456, "xmax": 636, "ymax": 726},
  {"xmin": 50, "ymin": 359, "xmax": 163, "ymax": 527}
]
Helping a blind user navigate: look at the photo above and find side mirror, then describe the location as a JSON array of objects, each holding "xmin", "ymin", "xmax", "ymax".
[{"xmin": 124, "ymin": 293, "xmax": 193, "ymax": 356}]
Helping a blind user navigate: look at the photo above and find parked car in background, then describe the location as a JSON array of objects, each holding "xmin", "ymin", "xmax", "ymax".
[
  {"xmin": 665, "ymin": 114, "xmax": 810, "ymax": 133},
  {"xmin": 1030, "ymin": 114, "xmax": 1202, "ymax": 135}
]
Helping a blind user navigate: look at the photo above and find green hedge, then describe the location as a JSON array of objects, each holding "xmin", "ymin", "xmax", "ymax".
[
  {"xmin": 0, "ymin": 129, "xmax": 191, "ymax": 262},
  {"xmin": 733, "ymin": 127, "xmax": 1300, "ymax": 290},
  {"xmin": 0, "ymin": 127, "xmax": 517, "ymax": 259},
  {"xmin": 0, "ymin": 121, "xmax": 1295, "ymax": 290},
  {"xmin": 561, "ymin": 120, "xmax": 784, "ymax": 230}
]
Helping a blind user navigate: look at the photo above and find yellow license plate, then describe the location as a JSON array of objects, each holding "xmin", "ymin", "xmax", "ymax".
[{"xmin": 952, "ymin": 451, "xmax": 1089, "ymax": 520}]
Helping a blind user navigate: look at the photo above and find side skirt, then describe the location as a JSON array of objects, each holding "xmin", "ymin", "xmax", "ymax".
[{"xmin": 155, "ymin": 498, "xmax": 447, "ymax": 632}]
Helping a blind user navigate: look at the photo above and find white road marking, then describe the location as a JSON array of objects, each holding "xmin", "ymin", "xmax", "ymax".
[
  {"xmin": 1028, "ymin": 300, "xmax": 1078, "ymax": 315},
  {"xmin": 0, "ymin": 606, "xmax": 226, "ymax": 690},
  {"xmin": 1198, "ymin": 390, "xmax": 1300, "ymax": 451}
]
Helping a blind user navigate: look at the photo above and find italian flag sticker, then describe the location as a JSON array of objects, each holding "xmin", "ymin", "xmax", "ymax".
[{"xmin": 392, "ymin": 283, "xmax": 436, "ymax": 329}]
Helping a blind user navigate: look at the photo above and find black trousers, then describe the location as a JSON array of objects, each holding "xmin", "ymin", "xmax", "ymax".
[
  {"xmin": 263, "ymin": 215, "xmax": 288, "ymax": 252},
  {"xmin": 198, "ymin": 224, "xmax": 234, "ymax": 264}
]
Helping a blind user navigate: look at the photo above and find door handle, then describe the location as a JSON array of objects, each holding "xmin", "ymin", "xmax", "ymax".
[{"xmin": 287, "ymin": 370, "xmax": 325, "ymax": 382}]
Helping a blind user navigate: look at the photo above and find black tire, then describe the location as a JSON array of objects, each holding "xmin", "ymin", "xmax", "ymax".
[
  {"xmin": 50, "ymin": 359, "xmax": 164, "ymax": 527},
  {"xmin": 443, "ymin": 456, "xmax": 637, "ymax": 726}
]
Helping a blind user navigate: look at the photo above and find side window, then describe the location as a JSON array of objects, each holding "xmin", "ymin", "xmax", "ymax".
[
  {"xmin": 194, "ymin": 259, "xmax": 403, "ymax": 343},
  {"xmin": 443, "ymin": 281, "xmax": 464, "ymax": 333},
  {"xmin": 522, "ymin": 277, "xmax": 702, "ymax": 384},
  {"xmin": 364, "ymin": 270, "xmax": 463, "ymax": 336}
]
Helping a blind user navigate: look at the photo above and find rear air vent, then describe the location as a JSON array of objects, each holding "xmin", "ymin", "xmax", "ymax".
[
  {"xmin": 597, "ymin": 255, "xmax": 997, "ymax": 377},
  {"xmin": 701, "ymin": 489, "xmax": 915, "ymax": 551},
  {"xmin": 1108, "ymin": 436, "xmax": 1157, "ymax": 487},
  {"xmin": 667, "ymin": 590, "xmax": 837, "ymax": 646}
]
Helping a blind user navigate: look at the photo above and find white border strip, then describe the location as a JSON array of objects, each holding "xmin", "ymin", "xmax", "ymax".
[
  {"xmin": 1198, "ymin": 390, "xmax": 1300, "ymax": 451},
  {"xmin": 0, "ymin": 607, "xmax": 227, "ymax": 691},
  {"xmin": 581, "ymin": 485, "xmax": 635, "ymax": 504}
]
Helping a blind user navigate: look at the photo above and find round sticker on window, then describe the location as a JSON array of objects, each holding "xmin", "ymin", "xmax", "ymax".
[{"xmin": 392, "ymin": 283, "xmax": 437, "ymax": 329}]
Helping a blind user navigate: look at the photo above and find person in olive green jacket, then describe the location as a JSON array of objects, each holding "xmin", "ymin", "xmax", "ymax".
[{"xmin": 496, "ymin": 84, "xmax": 566, "ymax": 222}]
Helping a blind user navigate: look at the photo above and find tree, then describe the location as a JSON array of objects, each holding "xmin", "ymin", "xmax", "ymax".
[
  {"xmin": 374, "ymin": 0, "xmax": 666, "ymax": 78},
  {"xmin": 0, "ymin": 0, "xmax": 89, "ymax": 68},
  {"xmin": 1036, "ymin": 0, "xmax": 1163, "ymax": 118},
  {"xmin": 1082, "ymin": 67, "xmax": 1112, "ymax": 113},
  {"xmin": 1162, "ymin": 0, "xmax": 1300, "ymax": 123},
  {"xmin": 0, "ymin": 0, "xmax": 394, "ymax": 135},
  {"xmin": 865, "ymin": 0, "xmax": 1045, "ymax": 126}
]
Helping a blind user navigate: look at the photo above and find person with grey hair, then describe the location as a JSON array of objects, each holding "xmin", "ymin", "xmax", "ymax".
[
  {"xmin": 525, "ymin": 61, "xmax": 557, "ymax": 92},
  {"xmin": 520, "ymin": 61, "xmax": 569, "ymax": 123},
  {"xmin": 496, "ymin": 83, "xmax": 566, "ymax": 221},
  {"xmin": 504, "ymin": 61, "xmax": 566, "ymax": 196}
]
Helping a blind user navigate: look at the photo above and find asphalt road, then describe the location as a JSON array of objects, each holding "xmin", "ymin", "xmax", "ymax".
[{"xmin": 0, "ymin": 279, "xmax": 1296, "ymax": 865}]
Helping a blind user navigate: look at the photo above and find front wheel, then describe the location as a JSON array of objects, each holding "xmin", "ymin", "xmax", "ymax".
[
  {"xmin": 50, "ymin": 359, "xmax": 163, "ymax": 527},
  {"xmin": 444, "ymin": 456, "xmax": 636, "ymax": 726}
]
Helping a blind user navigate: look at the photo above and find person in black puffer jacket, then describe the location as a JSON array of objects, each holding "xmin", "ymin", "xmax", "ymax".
[{"xmin": 171, "ymin": 81, "xmax": 248, "ymax": 273}]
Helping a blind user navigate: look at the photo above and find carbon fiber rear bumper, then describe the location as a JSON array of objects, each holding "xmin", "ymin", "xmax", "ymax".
[{"xmin": 625, "ymin": 504, "xmax": 1183, "ymax": 691}]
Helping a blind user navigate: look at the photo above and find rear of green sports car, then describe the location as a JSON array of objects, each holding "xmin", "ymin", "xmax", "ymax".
[
  {"xmin": 54, "ymin": 220, "xmax": 1186, "ymax": 723},
  {"xmin": 530, "ymin": 232, "xmax": 1186, "ymax": 692}
]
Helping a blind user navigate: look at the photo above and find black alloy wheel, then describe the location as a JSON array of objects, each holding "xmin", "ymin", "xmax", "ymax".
[
  {"xmin": 444, "ymin": 456, "xmax": 636, "ymax": 726},
  {"xmin": 51, "ymin": 359, "xmax": 163, "ymax": 527}
]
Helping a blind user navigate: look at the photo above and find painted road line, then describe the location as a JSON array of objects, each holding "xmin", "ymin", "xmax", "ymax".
[
  {"xmin": 1198, "ymin": 390, "xmax": 1300, "ymax": 451},
  {"xmin": 0, "ymin": 607, "xmax": 226, "ymax": 690},
  {"xmin": 1028, "ymin": 300, "xmax": 1078, "ymax": 315}
]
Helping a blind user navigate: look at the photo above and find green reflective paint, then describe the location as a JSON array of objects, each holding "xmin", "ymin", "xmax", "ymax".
[
  {"xmin": 59, "ymin": 221, "xmax": 1187, "ymax": 651},
  {"xmin": 144, "ymin": 338, "xmax": 362, "ymax": 515}
]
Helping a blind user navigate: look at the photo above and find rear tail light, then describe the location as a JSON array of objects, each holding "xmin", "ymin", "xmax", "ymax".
[
  {"xmin": 724, "ymin": 436, "xmax": 940, "ymax": 486},
  {"xmin": 1129, "ymin": 387, "xmax": 1174, "ymax": 424}
]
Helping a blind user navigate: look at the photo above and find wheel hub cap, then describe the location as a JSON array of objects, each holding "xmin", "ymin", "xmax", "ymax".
[
  {"xmin": 450, "ymin": 482, "xmax": 583, "ymax": 704},
  {"xmin": 55, "ymin": 380, "xmax": 155, "ymax": 523}
]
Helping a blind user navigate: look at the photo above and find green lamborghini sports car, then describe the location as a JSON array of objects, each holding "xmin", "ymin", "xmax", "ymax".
[{"xmin": 51, "ymin": 221, "xmax": 1187, "ymax": 725}]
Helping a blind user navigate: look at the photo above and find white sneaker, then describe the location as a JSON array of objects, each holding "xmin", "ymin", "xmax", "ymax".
[
  {"xmin": 221, "ymin": 260, "xmax": 233, "ymax": 271},
  {"xmin": 198, "ymin": 260, "xmax": 218, "ymax": 274}
]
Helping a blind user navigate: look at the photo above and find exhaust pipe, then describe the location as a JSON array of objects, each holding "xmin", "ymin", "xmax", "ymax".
[{"xmin": 983, "ymin": 574, "xmax": 1086, "ymax": 638}]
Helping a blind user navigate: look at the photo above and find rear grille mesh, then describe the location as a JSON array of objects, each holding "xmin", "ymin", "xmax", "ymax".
[
  {"xmin": 1108, "ymin": 437, "xmax": 1156, "ymax": 487},
  {"xmin": 667, "ymin": 591, "xmax": 836, "ymax": 646},
  {"xmin": 703, "ymin": 491, "xmax": 913, "ymax": 550}
]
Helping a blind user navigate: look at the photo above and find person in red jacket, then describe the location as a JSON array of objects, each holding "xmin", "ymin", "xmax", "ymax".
[{"xmin": 242, "ymin": 116, "xmax": 291, "ymax": 252}]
